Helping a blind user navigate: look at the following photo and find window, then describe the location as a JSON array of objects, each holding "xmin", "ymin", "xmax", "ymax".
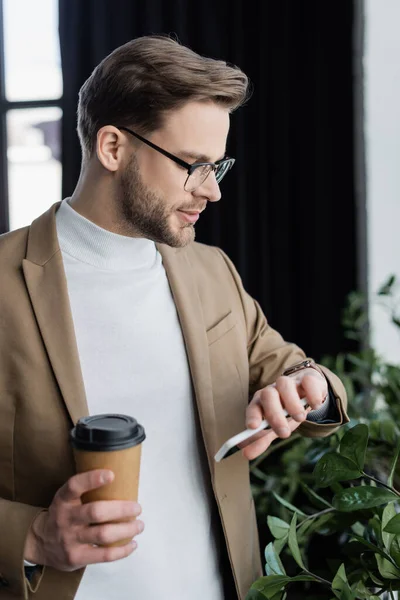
[{"xmin": 0, "ymin": 0, "xmax": 62, "ymax": 233}]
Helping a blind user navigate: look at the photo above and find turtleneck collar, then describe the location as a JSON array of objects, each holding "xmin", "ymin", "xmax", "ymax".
[{"xmin": 56, "ymin": 198, "xmax": 158, "ymax": 271}]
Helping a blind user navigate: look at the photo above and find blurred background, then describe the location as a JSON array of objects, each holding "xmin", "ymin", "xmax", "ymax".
[{"xmin": 0, "ymin": 0, "xmax": 398, "ymax": 365}]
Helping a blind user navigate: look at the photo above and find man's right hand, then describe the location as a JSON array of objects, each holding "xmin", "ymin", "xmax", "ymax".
[{"xmin": 24, "ymin": 469, "xmax": 144, "ymax": 571}]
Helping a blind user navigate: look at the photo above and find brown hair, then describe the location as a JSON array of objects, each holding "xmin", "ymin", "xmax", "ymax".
[{"xmin": 77, "ymin": 35, "xmax": 250, "ymax": 162}]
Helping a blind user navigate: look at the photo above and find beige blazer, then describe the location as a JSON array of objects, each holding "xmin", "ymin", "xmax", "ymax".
[{"xmin": 0, "ymin": 203, "xmax": 348, "ymax": 599}]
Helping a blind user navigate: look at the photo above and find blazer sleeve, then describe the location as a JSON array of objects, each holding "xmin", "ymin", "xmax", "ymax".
[
  {"xmin": 0, "ymin": 498, "xmax": 46, "ymax": 598},
  {"xmin": 215, "ymin": 248, "xmax": 350, "ymax": 436}
]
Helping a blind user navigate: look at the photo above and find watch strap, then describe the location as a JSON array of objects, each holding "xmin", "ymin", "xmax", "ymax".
[{"xmin": 282, "ymin": 358, "xmax": 325, "ymax": 380}]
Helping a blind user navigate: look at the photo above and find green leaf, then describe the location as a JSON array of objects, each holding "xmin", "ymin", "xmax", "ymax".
[
  {"xmin": 333, "ymin": 486, "xmax": 398, "ymax": 511},
  {"xmin": 384, "ymin": 513, "xmax": 400, "ymax": 534},
  {"xmin": 382, "ymin": 502, "xmax": 397, "ymax": 551},
  {"xmin": 296, "ymin": 518, "xmax": 314, "ymax": 539},
  {"xmin": 271, "ymin": 492, "xmax": 306, "ymax": 516},
  {"xmin": 297, "ymin": 512, "xmax": 333, "ymax": 540},
  {"xmin": 341, "ymin": 375, "xmax": 356, "ymax": 405},
  {"xmin": 391, "ymin": 536, "xmax": 400, "ymax": 568},
  {"xmin": 378, "ymin": 274, "xmax": 396, "ymax": 295},
  {"xmin": 267, "ymin": 516, "xmax": 290, "ymax": 540},
  {"xmin": 388, "ymin": 437, "xmax": 400, "ymax": 487},
  {"xmin": 339, "ymin": 424, "xmax": 369, "ymax": 471},
  {"xmin": 273, "ymin": 536, "xmax": 288, "ymax": 555},
  {"xmin": 382, "ymin": 421, "xmax": 399, "ymax": 445},
  {"xmin": 375, "ymin": 554, "xmax": 400, "ymax": 579},
  {"xmin": 351, "ymin": 521, "xmax": 365, "ymax": 536},
  {"xmin": 331, "ymin": 564, "xmax": 355, "ymax": 600},
  {"xmin": 354, "ymin": 580, "xmax": 375, "ymax": 599},
  {"xmin": 245, "ymin": 589, "xmax": 269, "ymax": 600},
  {"xmin": 369, "ymin": 419, "xmax": 399, "ymax": 445},
  {"xmin": 300, "ymin": 482, "xmax": 333, "ymax": 509},
  {"xmin": 350, "ymin": 532, "xmax": 392, "ymax": 561},
  {"xmin": 369, "ymin": 514, "xmax": 383, "ymax": 546},
  {"xmin": 248, "ymin": 576, "xmax": 288, "ymax": 599},
  {"xmin": 264, "ymin": 542, "xmax": 286, "ymax": 576},
  {"xmin": 367, "ymin": 569, "xmax": 384, "ymax": 586},
  {"xmin": 288, "ymin": 513, "xmax": 306, "ymax": 570},
  {"xmin": 313, "ymin": 453, "xmax": 362, "ymax": 488},
  {"xmin": 248, "ymin": 575, "xmax": 316, "ymax": 599},
  {"xmin": 346, "ymin": 355, "xmax": 368, "ymax": 370}
]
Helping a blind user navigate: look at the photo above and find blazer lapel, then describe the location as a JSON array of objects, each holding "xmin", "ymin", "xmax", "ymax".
[
  {"xmin": 20, "ymin": 204, "xmax": 214, "ymax": 450},
  {"xmin": 22, "ymin": 203, "xmax": 88, "ymax": 425},
  {"xmin": 157, "ymin": 243, "xmax": 217, "ymax": 470}
]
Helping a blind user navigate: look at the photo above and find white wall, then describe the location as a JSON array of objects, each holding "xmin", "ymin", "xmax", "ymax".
[{"xmin": 365, "ymin": 0, "xmax": 400, "ymax": 363}]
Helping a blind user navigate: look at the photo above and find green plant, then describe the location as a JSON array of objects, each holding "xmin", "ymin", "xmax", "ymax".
[
  {"xmin": 247, "ymin": 423, "xmax": 400, "ymax": 599},
  {"xmin": 322, "ymin": 274, "xmax": 400, "ymax": 422},
  {"xmin": 249, "ymin": 275, "xmax": 400, "ymax": 599}
]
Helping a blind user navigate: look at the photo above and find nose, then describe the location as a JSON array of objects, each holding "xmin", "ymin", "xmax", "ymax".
[{"xmin": 193, "ymin": 171, "xmax": 222, "ymax": 203}]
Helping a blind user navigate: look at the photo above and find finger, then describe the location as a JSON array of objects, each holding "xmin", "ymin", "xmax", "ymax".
[
  {"xmin": 242, "ymin": 418, "xmax": 301, "ymax": 461},
  {"xmin": 71, "ymin": 500, "xmax": 142, "ymax": 526},
  {"xmin": 258, "ymin": 386, "xmax": 292, "ymax": 438},
  {"xmin": 241, "ymin": 429, "xmax": 278, "ymax": 459},
  {"xmin": 246, "ymin": 391, "xmax": 264, "ymax": 428},
  {"xmin": 57, "ymin": 470, "xmax": 115, "ymax": 504},
  {"xmin": 78, "ymin": 519, "xmax": 144, "ymax": 547},
  {"xmin": 275, "ymin": 376, "xmax": 307, "ymax": 422},
  {"xmin": 297, "ymin": 374, "xmax": 328, "ymax": 410},
  {"xmin": 67, "ymin": 538, "xmax": 137, "ymax": 568},
  {"xmin": 238, "ymin": 428, "xmax": 274, "ymax": 450}
]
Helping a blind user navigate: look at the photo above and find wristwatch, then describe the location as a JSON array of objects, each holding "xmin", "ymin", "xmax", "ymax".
[{"xmin": 282, "ymin": 358, "xmax": 325, "ymax": 380}]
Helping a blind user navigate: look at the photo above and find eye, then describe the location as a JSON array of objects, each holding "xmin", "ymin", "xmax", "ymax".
[{"xmin": 197, "ymin": 164, "xmax": 211, "ymax": 177}]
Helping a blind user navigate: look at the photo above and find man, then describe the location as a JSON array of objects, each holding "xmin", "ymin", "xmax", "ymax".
[{"xmin": 0, "ymin": 35, "xmax": 348, "ymax": 600}]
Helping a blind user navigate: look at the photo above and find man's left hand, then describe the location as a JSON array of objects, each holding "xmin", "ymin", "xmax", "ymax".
[{"xmin": 242, "ymin": 368, "xmax": 328, "ymax": 460}]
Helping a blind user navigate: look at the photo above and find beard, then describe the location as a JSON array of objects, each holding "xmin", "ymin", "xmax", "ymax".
[{"xmin": 116, "ymin": 154, "xmax": 197, "ymax": 247}]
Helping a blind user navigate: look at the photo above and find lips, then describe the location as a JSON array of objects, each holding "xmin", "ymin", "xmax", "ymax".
[{"xmin": 177, "ymin": 210, "xmax": 201, "ymax": 224}]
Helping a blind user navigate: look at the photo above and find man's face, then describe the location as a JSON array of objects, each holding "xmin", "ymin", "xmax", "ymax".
[{"xmin": 117, "ymin": 101, "xmax": 230, "ymax": 247}]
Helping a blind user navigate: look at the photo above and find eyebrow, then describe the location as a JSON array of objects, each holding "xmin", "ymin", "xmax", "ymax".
[{"xmin": 180, "ymin": 150, "xmax": 226, "ymax": 164}]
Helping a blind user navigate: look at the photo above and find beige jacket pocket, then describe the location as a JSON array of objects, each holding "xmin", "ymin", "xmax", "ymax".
[{"xmin": 206, "ymin": 311, "xmax": 237, "ymax": 346}]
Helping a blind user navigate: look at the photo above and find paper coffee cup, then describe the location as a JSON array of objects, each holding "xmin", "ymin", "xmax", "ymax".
[{"xmin": 70, "ymin": 414, "xmax": 146, "ymax": 547}]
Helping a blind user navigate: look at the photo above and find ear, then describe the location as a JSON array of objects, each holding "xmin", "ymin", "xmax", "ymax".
[{"xmin": 96, "ymin": 126, "xmax": 129, "ymax": 172}]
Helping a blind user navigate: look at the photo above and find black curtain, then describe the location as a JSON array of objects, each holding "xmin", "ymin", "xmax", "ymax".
[{"xmin": 59, "ymin": 0, "xmax": 358, "ymax": 361}]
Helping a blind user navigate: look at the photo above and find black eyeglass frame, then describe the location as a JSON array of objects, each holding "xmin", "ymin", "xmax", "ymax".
[{"xmin": 117, "ymin": 126, "xmax": 235, "ymax": 190}]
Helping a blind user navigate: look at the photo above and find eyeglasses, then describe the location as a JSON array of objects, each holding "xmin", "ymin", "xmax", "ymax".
[{"xmin": 117, "ymin": 126, "xmax": 235, "ymax": 192}]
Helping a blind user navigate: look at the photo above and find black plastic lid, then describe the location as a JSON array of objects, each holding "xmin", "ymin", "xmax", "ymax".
[{"xmin": 70, "ymin": 414, "xmax": 146, "ymax": 452}]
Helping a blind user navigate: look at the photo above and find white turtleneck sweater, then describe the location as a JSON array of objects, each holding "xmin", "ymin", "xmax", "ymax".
[{"xmin": 55, "ymin": 199, "xmax": 225, "ymax": 600}]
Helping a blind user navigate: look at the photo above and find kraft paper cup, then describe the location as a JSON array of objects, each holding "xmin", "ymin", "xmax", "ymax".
[{"xmin": 70, "ymin": 414, "xmax": 146, "ymax": 547}]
